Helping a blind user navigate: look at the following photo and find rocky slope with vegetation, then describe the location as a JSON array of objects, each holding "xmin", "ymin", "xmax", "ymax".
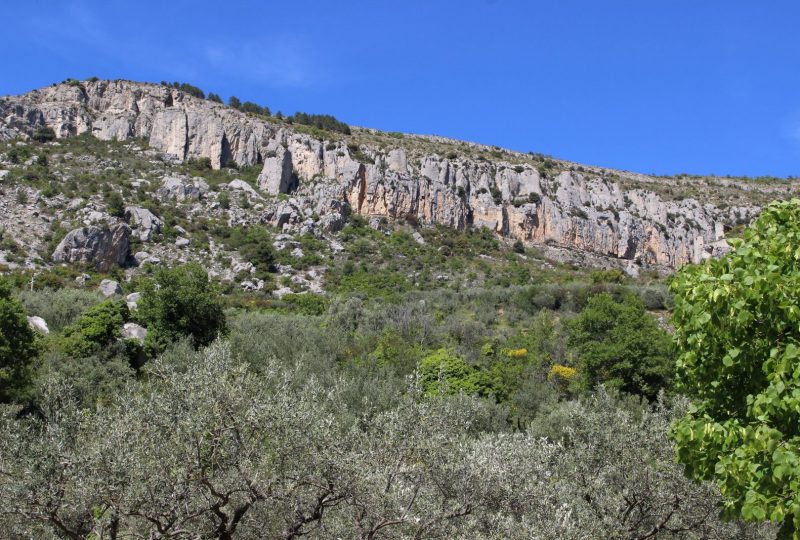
[
  {"xmin": 3, "ymin": 78, "xmax": 795, "ymax": 275},
  {"xmin": 0, "ymin": 77, "xmax": 796, "ymax": 539}
]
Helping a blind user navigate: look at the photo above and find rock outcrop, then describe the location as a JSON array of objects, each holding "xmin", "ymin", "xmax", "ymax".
[
  {"xmin": 2, "ymin": 79, "xmax": 788, "ymax": 269},
  {"xmin": 124, "ymin": 206, "xmax": 163, "ymax": 241},
  {"xmin": 51, "ymin": 223, "xmax": 130, "ymax": 272},
  {"xmin": 27, "ymin": 316, "xmax": 49, "ymax": 334},
  {"xmin": 99, "ymin": 278, "xmax": 122, "ymax": 297}
]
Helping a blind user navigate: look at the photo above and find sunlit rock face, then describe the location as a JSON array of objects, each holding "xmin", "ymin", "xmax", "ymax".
[{"xmin": 2, "ymin": 79, "xmax": 765, "ymax": 269}]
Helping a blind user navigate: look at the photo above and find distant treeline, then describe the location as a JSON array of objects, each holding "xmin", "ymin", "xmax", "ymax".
[{"xmin": 159, "ymin": 81, "xmax": 350, "ymax": 134}]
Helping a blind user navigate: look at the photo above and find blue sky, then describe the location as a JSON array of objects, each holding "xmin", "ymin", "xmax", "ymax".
[{"xmin": 2, "ymin": 1, "xmax": 799, "ymax": 177}]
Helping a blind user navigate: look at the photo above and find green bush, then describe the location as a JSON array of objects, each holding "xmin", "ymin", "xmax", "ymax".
[
  {"xmin": 567, "ymin": 293, "xmax": 674, "ymax": 399},
  {"xmin": 138, "ymin": 263, "xmax": 227, "ymax": 355},
  {"xmin": 61, "ymin": 300, "xmax": 128, "ymax": 358},
  {"xmin": 32, "ymin": 126, "xmax": 56, "ymax": 143},
  {"xmin": 105, "ymin": 191, "xmax": 125, "ymax": 218},
  {"xmin": 419, "ymin": 348, "xmax": 480, "ymax": 396},
  {"xmin": 18, "ymin": 288, "xmax": 102, "ymax": 332},
  {"xmin": 288, "ymin": 111, "xmax": 350, "ymax": 134},
  {"xmin": 228, "ymin": 225, "xmax": 274, "ymax": 272},
  {"xmin": 0, "ymin": 280, "xmax": 39, "ymax": 402}
]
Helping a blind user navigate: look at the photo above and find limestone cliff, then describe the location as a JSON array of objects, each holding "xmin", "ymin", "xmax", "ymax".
[{"xmin": 2, "ymin": 79, "xmax": 794, "ymax": 270}]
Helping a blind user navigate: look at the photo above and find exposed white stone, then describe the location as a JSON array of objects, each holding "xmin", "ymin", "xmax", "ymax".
[
  {"xmin": 99, "ymin": 279, "xmax": 122, "ymax": 297},
  {"xmin": 27, "ymin": 316, "xmax": 49, "ymax": 334}
]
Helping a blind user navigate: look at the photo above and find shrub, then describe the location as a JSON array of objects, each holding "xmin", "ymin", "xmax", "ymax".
[
  {"xmin": 18, "ymin": 288, "xmax": 102, "ymax": 332},
  {"xmin": 32, "ymin": 126, "xmax": 56, "ymax": 143},
  {"xmin": 0, "ymin": 280, "xmax": 38, "ymax": 402},
  {"xmin": 288, "ymin": 112, "xmax": 351, "ymax": 135},
  {"xmin": 228, "ymin": 225, "xmax": 274, "ymax": 271},
  {"xmin": 418, "ymin": 348, "xmax": 479, "ymax": 396},
  {"xmin": 61, "ymin": 299, "xmax": 127, "ymax": 359},
  {"xmin": 217, "ymin": 191, "xmax": 230, "ymax": 209},
  {"xmin": 170, "ymin": 81, "xmax": 204, "ymax": 99},
  {"xmin": 567, "ymin": 293, "xmax": 674, "ymax": 399},
  {"xmin": 105, "ymin": 191, "xmax": 124, "ymax": 218},
  {"xmin": 240, "ymin": 101, "xmax": 270, "ymax": 117},
  {"xmin": 138, "ymin": 263, "xmax": 227, "ymax": 355}
]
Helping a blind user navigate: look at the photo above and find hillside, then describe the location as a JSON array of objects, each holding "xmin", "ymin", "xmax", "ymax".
[
  {"xmin": 2, "ymin": 78, "xmax": 796, "ymax": 287},
  {"xmin": 0, "ymin": 78, "xmax": 789, "ymax": 539}
]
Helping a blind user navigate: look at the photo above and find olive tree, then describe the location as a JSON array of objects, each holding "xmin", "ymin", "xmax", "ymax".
[
  {"xmin": 671, "ymin": 199, "xmax": 800, "ymax": 538},
  {"xmin": 0, "ymin": 343, "xmax": 769, "ymax": 539}
]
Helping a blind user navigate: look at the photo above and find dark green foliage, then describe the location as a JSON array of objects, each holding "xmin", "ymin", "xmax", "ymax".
[
  {"xmin": 207, "ymin": 92, "xmax": 223, "ymax": 103},
  {"xmin": 240, "ymin": 101, "xmax": 270, "ymax": 116},
  {"xmin": 0, "ymin": 280, "xmax": 38, "ymax": 402},
  {"xmin": 105, "ymin": 191, "xmax": 125, "ymax": 217},
  {"xmin": 227, "ymin": 96, "xmax": 241, "ymax": 109},
  {"xmin": 187, "ymin": 156, "xmax": 212, "ymax": 170},
  {"xmin": 590, "ymin": 268, "xmax": 625, "ymax": 283},
  {"xmin": 217, "ymin": 191, "xmax": 230, "ymax": 209},
  {"xmin": 512, "ymin": 239, "xmax": 525, "ymax": 254},
  {"xmin": 288, "ymin": 111, "xmax": 351, "ymax": 134},
  {"xmin": 567, "ymin": 293, "xmax": 674, "ymax": 399},
  {"xmin": 169, "ymin": 81, "xmax": 204, "ymax": 99},
  {"xmin": 61, "ymin": 300, "xmax": 128, "ymax": 358},
  {"xmin": 280, "ymin": 293, "xmax": 329, "ymax": 316},
  {"xmin": 138, "ymin": 263, "xmax": 227, "ymax": 355},
  {"xmin": 31, "ymin": 126, "xmax": 56, "ymax": 143},
  {"xmin": 227, "ymin": 225, "xmax": 275, "ymax": 271}
]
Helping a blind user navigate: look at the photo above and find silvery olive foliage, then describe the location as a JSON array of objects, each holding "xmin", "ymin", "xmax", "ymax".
[{"xmin": 0, "ymin": 342, "xmax": 772, "ymax": 539}]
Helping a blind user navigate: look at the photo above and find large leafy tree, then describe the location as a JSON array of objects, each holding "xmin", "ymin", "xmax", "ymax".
[
  {"xmin": 567, "ymin": 293, "xmax": 674, "ymax": 399},
  {"xmin": 137, "ymin": 263, "xmax": 227, "ymax": 355},
  {"xmin": 671, "ymin": 199, "xmax": 800, "ymax": 538},
  {"xmin": 0, "ymin": 280, "xmax": 38, "ymax": 402}
]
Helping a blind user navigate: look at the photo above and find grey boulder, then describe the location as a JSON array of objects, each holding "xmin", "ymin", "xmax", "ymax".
[{"xmin": 52, "ymin": 223, "xmax": 130, "ymax": 272}]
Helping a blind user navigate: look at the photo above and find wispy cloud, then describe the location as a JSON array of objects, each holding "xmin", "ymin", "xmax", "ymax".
[{"xmin": 203, "ymin": 36, "xmax": 326, "ymax": 88}]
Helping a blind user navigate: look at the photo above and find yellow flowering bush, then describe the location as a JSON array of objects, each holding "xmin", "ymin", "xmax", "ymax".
[
  {"xmin": 505, "ymin": 348, "xmax": 528, "ymax": 358},
  {"xmin": 547, "ymin": 364, "xmax": 578, "ymax": 383}
]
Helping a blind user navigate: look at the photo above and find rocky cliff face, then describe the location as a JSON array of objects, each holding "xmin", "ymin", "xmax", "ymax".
[{"xmin": 1, "ymin": 79, "xmax": 790, "ymax": 270}]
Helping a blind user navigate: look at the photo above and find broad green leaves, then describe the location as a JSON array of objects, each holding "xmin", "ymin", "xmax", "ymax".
[{"xmin": 671, "ymin": 198, "xmax": 800, "ymax": 537}]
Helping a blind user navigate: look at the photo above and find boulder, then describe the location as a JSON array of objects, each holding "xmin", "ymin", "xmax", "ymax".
[
  {"xmin": 227, "ymin": 179, "xmax": 260, "ymax": 198},
  {"xmin": 99, "ymin": 279, "xmax": 122, "ymax": 297},
  {"xmin": 121, "ymin": 322, "xmax": 147, "ymax": 344},
  {"xmin": 27, "ymin": 316, "xmax": 49, "ymax": 334},
  {"xmin": 272, "ymin": 286, "xmax": 294, "ymax": 299},
  {"xmin": 126, "ymin": 292, "xmax": 141, "ymax": 311},
  {"xmin": 157, "ymin": 176, "xmax": 209, "ymax": 201},
  {"xmin": 124, "ymin": 206, "xmax": 163, "ymax": 241},
  {"xmin": 175, "ymin": 237, "xmax": 190, "ymax": 248},
  {"xmin": 52, "ymin": 223, "xmax": 130, "ymax": 272}
]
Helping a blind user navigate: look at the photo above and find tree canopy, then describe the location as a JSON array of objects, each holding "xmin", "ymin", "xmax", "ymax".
[
  {"xmin": 567, "ymin": 292, "xmax": 674, "ymax": 399},
  {"xmin": 0, "ymin": 280, "xmax": 38, "ymax": 402},
  {"xmin": 671, "ymin": 198, "xmax": 800, "ymax": 538},
  {"xmin": 137, "ymin": 263, "xmax": 227, "ymax": 355}
]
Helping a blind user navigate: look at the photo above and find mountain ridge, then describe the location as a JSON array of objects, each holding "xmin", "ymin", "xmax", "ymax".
[{"xmin": 2, "ymin": 78, "xmax": 798, "ymax": 273}]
